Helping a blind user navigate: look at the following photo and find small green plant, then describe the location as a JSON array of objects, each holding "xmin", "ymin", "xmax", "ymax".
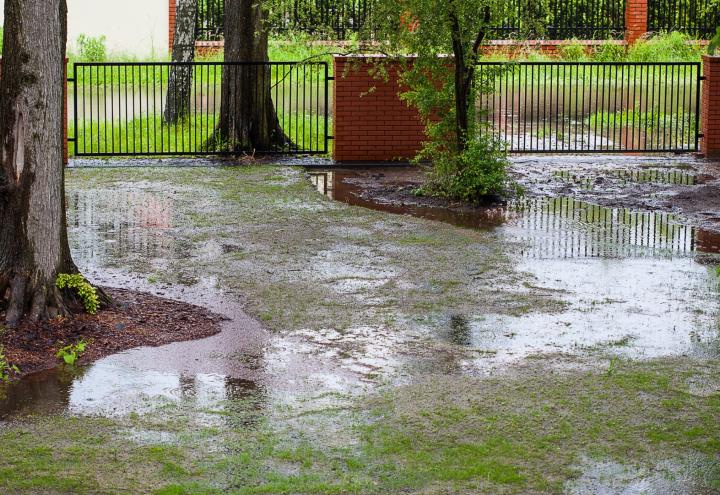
[
  {"xmin": 0, "ymin": 345, "xmax": 20, "ymax": 382},
  {"xmin": 56, "ymin": 273, "xmax": 100, "ymax": 314},
  {"xmin": 75, "ymin": 33, "xmax": 107, "ymax": 62},
  {"xmin": 557, "ymin": 40, "xmax": 588, "ymax": 61},
  {"xmin": 56, "ymin": 339, "xmax": 90, "ymax": 366},
  {"xmin": 709, "ymin": 27, "xmax": 720, "ymax": 55},
  {"xmin": 605, "ymin": 356, "xmax": 621, "ymax": 377},
  {"xmin": 594, "ymin": 41, "xmax": 626, "ymax": 62}
]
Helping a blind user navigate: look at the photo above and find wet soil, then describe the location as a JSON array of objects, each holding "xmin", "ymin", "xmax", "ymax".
[
  {"xmin": 315, "ymin": 155, "xmax": 720, "ymax": 235},
  {"xmin": 0, "ymin": 287, "xmax": 223, "ymax": 380}
]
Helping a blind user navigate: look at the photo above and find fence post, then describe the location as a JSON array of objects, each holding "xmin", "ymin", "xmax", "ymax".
[
  {"xmin": 701, "ymin": 55, "xmax": 720, "ymax": 158},
  {"xmin": 625, "ymin": 0, "xmax": 648, "ymax": 44},
  {"xmin": 169, "ymin": 0, "xmax": 177, "ymax": 54}
]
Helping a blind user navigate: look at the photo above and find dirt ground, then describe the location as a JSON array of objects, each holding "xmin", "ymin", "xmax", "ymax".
[
  {"xmin": 328, "ymin": 155, "xmax": 720, "ymax": 234},
  {"xmin": 1, "ymin": 288, "xmax": 223, "ymax": 379}
]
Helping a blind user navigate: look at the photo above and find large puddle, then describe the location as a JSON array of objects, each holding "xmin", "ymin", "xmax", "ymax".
[{"xmin": 1, "ymin": 163, "xmax": 719, "ymax": 421}]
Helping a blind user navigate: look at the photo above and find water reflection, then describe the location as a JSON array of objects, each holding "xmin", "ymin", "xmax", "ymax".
[
  {"xmin": 310, "ymin": 170, "xmax": 719, "ymax": 259},
  {"xmin": 66, "ymin": 190, "xmax": 175, "ymax": 265}
]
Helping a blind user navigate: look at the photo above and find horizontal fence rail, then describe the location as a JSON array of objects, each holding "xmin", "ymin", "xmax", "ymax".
[
  {"xmin": 478, "ymin": 62, "xmax": 702, "ymax": 153},
  {"xmin": 71, "ymin": 61, "xmax": 330, "ymax": 157},
  {"xmin": 648, "ymin": 0, "xmax": 720, "ymax": 39}
]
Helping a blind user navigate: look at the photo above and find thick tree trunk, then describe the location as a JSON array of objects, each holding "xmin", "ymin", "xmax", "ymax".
[
  {"xmin": 164, "ymin": 0, "xmax": 198, "ymax": 124},
  {"xmin": 0, "ymin": 0, "xmax": 80, "ymax": 325},
  {"xmin": 209, "ymin": 0, "xmax": 290, "ymax": 152}
]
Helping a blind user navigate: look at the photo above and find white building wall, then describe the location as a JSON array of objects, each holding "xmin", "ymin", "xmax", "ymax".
[{"xmin": 1, "ymin": 0, "xmax": 168, "ymax": 58}]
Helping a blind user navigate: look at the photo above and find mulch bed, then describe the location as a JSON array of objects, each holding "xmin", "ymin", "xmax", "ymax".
[{"xmin": 1, "ymin": 288, "xmax": 224, "ymax": 380}]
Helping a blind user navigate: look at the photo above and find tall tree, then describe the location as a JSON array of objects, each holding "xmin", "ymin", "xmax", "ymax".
[
  {"xmin": 361, "ymin": 0, "xmax": 516, "ymax": 201},
  {"xmin": 0, "ymin": 0, "xmax": 82, "ymax": 324},
  {"xmin": 165, "ymin": 0, "xmax": 198, "ymax": 124},
  {"xmin": 208, "ymin": 0, "xmax": 290, "ymax": 152}
]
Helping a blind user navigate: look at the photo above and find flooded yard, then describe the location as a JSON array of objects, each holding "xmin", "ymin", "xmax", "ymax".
[{"xmin": 0, "ymin": 156, "xmax": 719, "ymax": 493}]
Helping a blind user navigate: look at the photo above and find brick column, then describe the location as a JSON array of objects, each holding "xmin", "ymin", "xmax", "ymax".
[
  {"xmin": 64, "ymin": 59, "xmax": 68, "ymax": 165},
  {"xmin": 168, "ymin": 0, "xmax": 177, "ymax": 54},
  {"xmin": 333, "ymin": 56, "xmax": 426, "ymax": 162},
  {"xmin": 625, "ymin": 0, "xmax": 648, "ymax": 45},
  {"xmin": 701, "ymin": 55, "xmax": 720, "ymax": 158}
]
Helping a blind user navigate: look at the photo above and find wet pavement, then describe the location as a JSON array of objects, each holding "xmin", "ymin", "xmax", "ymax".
[{"xmin": 2, "ymin": 157, "xmax": 720, "ymax": 424}]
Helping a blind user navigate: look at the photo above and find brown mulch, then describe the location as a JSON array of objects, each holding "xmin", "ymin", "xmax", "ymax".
[{"xmin": 0, "ymin": 288, "xmax": 224, "ymax": 380}]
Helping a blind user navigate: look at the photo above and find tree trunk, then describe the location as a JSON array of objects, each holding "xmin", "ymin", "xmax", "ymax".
[
  {"xmin": 449, "ymin": 2, "xmax": 490, "ymax": 154},
  {"xmin": 164, "ymin": 0, "xmax": 198, "ymax": 124},
  {"xmin": 209, "ymin": 0, "xmax": 290, "ymax": 152},
  {"xmin": 0, "ymin": 0, "xmax": 81, "ymax": 325}
]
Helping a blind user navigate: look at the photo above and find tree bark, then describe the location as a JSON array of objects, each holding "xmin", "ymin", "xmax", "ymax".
[
  {"xmin": 0, "ymin": 0, "xmax": 84, "ymax": 325},
  {"xmin": 448, "ymin": 3, "xmax": 490, "ymax": 153},
  {"xmin": 209, "ymin": 0, "xmax": 290, "ymax": 152},
  {"xmin": 164, "ymin": 0, "xmax": 198, "ymax": 124}
]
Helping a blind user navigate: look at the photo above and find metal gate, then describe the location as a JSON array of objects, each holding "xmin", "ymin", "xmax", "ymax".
[
  {"xmin": 69, "ymin": 61, "xmax": 331, "ymax": 157},
  {"xmin": 478, "ymin": 61, "xmax": 702, "ymax": 153}
]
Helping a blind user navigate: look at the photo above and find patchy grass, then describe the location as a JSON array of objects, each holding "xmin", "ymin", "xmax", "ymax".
[{"xmin": 1, "ymin": 358, "xmax": 718, "ymax": 493}]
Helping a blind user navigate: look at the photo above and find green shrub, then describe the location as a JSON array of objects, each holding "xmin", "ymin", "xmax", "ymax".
[
  {"xmin": 56, "ymin": 273, "xmax": 100, "ymax": 314},
  {"xmin": 627, "ymin": 32, "xmax": 702, "ymax": 62},
  {"xmin": 594, "ymin": 41, "xmax": 626, "ymax": 62},
  {"xmin": 557, "ymin": 40, "xmax": 588, "ymax": 61},
  {"xmin": 0, "ymin": 345, "xmax": 19, "ymax": 382},
  {"xmin": 75, "ymin": 34, "xmax": 107, "ymax": 62},
  {"xmin": 417, "ymin": 134, "xmax": 517, "ymax": 204}
]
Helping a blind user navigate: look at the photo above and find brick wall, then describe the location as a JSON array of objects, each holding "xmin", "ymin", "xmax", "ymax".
[
  {"xmin": 169, "ymin": 0, "xmax": 177, "ymax": 54},
  {"xmin": 701, "ymin": 55, "xmax": 720, "ymax": 158},
  {"xmin": 625, "ymin": 0, "xmax": 648, "ymax": 44},
  {"xmin": 333, "ymin": 56, "xmax": 426, "ymax": 162}
]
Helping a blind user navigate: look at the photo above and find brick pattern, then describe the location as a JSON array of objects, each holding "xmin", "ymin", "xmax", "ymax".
[
  {"xmin": 169, "ymin": 0, "xmax": 177, "ymax": 54},
  {"xmin": 701, "ymin": 55, "xmax": 720, "ymax": 158},
  {"xmin": 625, "ymin": 0, "xmax": 648, "ymax": 44},
  {"xmin": 333, "ymin": 57, "xmax": 426, "ymax": 162},
  {"xmin": 64, "ymin": 59, "xmax": 68, "ymax": 165}
]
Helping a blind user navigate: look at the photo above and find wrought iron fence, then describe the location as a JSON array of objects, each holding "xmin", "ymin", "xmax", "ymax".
[
  {"xmin": 491, "ymin": 0, "xmax": 626, "ymax": 40},
  {"xmin": 648, "ymin": 0, "xmax": 720, "ymax": 39},
  {"xmin": 71, "ymin": 62, "xmax": 331, "ymax": 156},
  {"xmin": 195, "ymin": 0, "xmax": 373, "ymax": 40},
  {"xmin": 478, "ymin": 62, "xmax": 702, "ymax": 153},
  {"xmin": 196, "ymin": 0, "xmax": 225, "ymax": 41}
]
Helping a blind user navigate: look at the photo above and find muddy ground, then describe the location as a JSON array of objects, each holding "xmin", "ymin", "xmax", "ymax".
[
  {"xmin": 0, "ymin": 157, "xmax": 718, "ymax": 494},
  {"xmin": 326, "ymin": 155, "xmax": 720, "ymax": 235}
]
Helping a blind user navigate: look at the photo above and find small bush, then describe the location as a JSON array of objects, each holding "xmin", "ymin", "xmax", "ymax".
[
  {"xmin": 75, "ymin": 34, "xmax": 107, "ymax": 62},
  {"xmin": 627, "ymin": 32, "xmax": 702, "ymax": 62},
  {"xmin": 594, "ymin": 41, "xmax": 626, "ymax": 62},
  {"xmin": 417, "ymin": 134, "xmax": 517, "ymax": 204},
  {"xmin": 557, "ymin": 41, "xmax": 588, "ymax": 62},
  {"xmin": 0, "ymin": 345, "xmax": 19, "ymax": 382},
  {"xmin": 56, "ymin": 273, "xmax": 100, "ymax": 314}
]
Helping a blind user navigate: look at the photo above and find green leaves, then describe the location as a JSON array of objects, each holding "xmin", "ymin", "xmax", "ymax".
[
  {"xmin": 55, "ymin": 273, "xmax": 100, "ymax": 315},
  {"xmin": 709, "ymin": 27, "xmax": 720, "ymax": 56},
  {"xmin": 56, "ymin": 340, "xmax": 90, "ymax": 366},
  {"xmin": 0, "ymin": 345, "xmax": 20, "ymax": 382}
]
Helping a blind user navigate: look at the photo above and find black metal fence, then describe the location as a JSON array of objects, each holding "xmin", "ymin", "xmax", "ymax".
[
  {"xmin": 648, "ymin": 0, "xmax": 720, "ymax": 39},
  {"xmin": 478, "ymin": 62, "xmax": 702, "ymax": 153},
  {"xmin": 71, "ymin": 62, "xmax": 331, "ymax": 156},
  {"xmin": 491, "ymin": 0, "xmax": 626, "ymax": 40},
  {"xmin": 196, "ymin": 0, "xmax": 373, "ymax": 40},
  {"xmin": 196, "ymin": 0, "xmax": 225, "ymax": 41}
]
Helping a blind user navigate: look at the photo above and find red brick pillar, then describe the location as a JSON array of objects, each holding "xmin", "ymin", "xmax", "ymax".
[
  {"xmin": 625, "ymin": 0, "xmax": 648, "ymax": 45},
  {"xmin": 701, "ymin": 55, "xmax": 720, "ymax": 158},
  {"xmin": 64, "ymin": 58, "xmax": 68, "ymax": 165},
  {"xmin": 332, "ymin": 56, "xmax": 426, "ymax": 162},
  {"xmin": 168, "ymin": 0, "xmax": 177, "ymax": 54}
]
